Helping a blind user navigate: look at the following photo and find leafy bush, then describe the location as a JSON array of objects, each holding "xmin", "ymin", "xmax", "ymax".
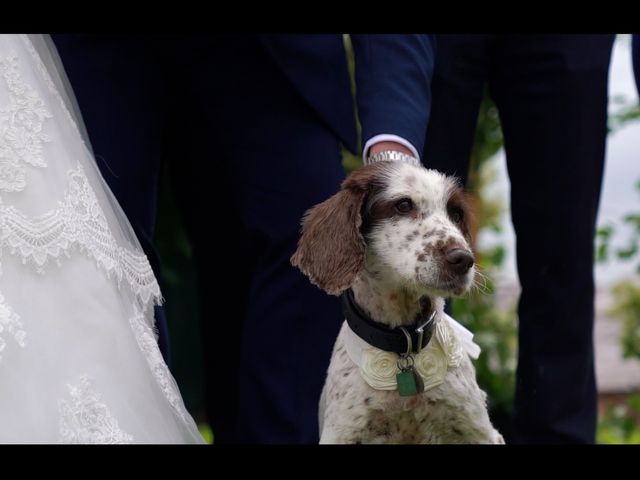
[
  {"xmin": 609, "ymin": 282, "xmax": 640, "ymax": 360},
  {"xmin": 597, "ymin": 394, "xmax": 640, "ymax": 444}
]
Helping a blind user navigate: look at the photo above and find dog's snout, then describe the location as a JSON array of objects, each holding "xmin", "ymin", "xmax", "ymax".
[{"xmin": 445, "ymin": 248, "xmax": 474, "ymax": 274}]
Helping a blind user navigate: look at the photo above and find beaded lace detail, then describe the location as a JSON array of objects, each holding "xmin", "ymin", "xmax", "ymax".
[
  {"xmin": 0, "ymin": 290, "xmax": 25, "ymax": 359},
  {"xmin": 58, "ymin": 375, "xmax": 133, "ymax": 444},
  {"xmin": 0, "ymin": 53, "xmax": 52, "ymax": 192},
  {"xmin": 18, "ymin": 34, "xmax": 80, "ymax": 134}
]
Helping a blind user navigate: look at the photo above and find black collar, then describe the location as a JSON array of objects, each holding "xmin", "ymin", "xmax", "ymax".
[{"xmin": 341, "ymin": 289, "xmax": 436, "ymax": 356}]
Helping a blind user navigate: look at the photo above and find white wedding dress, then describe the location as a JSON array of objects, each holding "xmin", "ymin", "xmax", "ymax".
[{"xmin": 0, "ymin": 34, "xmax": 204, "ymax": 443}]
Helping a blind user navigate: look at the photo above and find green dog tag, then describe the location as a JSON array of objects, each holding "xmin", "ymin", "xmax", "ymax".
[{"xmin": 396, "ymin": 367, "xmax": 424, "ymax": 396}]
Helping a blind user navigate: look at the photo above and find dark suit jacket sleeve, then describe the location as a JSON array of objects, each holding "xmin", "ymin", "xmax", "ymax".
[{"xmin": 350, "ymin": 34, "xmax": 435, "ymax": 157}]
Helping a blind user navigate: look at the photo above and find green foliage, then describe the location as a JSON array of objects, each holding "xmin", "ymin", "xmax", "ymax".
[
  {"xmin": 595, "ymin": 167, "xmax": 640, "ymax": 365},
  {"xmin": 342, "ymin": 35, "xmax": 363, "ymax": 174},
  {"xmin": 611, "ymin": 208, "xmax": 640, "ymax": 268},
  {"xmin": 608, "ymin": 94, "xmax": 640, "ymax": 133},
  {"xmin": 595, "ymin": 225, "xmax": 615, "ymax": 263},
  {"xmin": 471, "ymin": 93, "xmax": 504, "ymax": 172},
  {"xmin": 198, "ymin": 423, "xmax": 214, "ymax": 444},
  {"xmin": 596, "ymin": 281, "xmax": 640, "ymax": 444},
  {"xmin": 451, "ymin": 281, "xmax": 517, "ymax": 416},
  {"xmin": 609, "ymin": 282, "xmax": 640, "ymax": 360},
  {"xmin": 597, "ymin": 395, "xmax": 640, "ymax": 444}
]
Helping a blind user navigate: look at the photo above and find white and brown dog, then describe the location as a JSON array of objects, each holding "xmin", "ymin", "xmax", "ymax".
[{"xmin": 291, "ymin": 160, "xmax": 504, "ymax": 444}]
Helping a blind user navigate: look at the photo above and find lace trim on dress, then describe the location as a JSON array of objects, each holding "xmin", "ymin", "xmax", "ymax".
[
  {"xmin": 0, "ymin": 53, "xmax": 52, "ymax": 192},
  {"xmin": 0, "ymin": 290, "xmax": 25, "ymax": 359},
  {"xmin": 130, "ymin": 309, "xmax": 189, "ymax": 423},
  {"xmin": 58, "ymin": 375, "xmax": 133, "ymax": 444},
  {"xmin": 0, "ymin": 164, "xmax": 162, "ymax": 309}
]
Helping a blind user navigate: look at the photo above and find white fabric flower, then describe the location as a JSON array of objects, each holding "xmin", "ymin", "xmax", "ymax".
[
  {"xmin": 359, "ymin": 346, "xmax": 399, "ymax": 390},
  {"xmin": 414, "ymin": 340, "xmax": 448, "ymax": 391},
  {"xmin": 435, "ymin": 319, "xmax": 465, "ymax": 368}
]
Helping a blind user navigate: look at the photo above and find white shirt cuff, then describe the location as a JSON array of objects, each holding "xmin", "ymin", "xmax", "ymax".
[{"xmin": 362, "ymin": 134, "xmax": 421, "ymax": 165}]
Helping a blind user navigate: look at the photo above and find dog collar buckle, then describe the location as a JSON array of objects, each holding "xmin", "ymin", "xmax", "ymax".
[{"xmin": 414, "ymin": 310, "xmax": 437, "ymax": 354}]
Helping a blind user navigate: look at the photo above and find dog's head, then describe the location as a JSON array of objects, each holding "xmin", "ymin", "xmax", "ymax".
[{"xmin": 291, "ymin": 161, "xmax": 476, "ymax": 297}]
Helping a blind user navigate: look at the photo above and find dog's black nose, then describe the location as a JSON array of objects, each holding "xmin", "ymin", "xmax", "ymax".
[{"xmin": 445, "ymin": 248, "xmax": 474, "ymax": 274}]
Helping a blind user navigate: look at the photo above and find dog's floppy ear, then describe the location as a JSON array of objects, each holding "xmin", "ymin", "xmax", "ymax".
[{"xmin": 291, "ymin": 162, "xmax": 390, "ymax": 296}]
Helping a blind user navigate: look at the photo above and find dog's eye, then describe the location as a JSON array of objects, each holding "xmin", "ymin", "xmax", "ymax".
[
  {"xmin": 395, "ymin": 198, "xmax": 414, "ymax": 214},
  {"xmin": 449, "ymin": 207, "xmax": 464, "ymax": 224}
]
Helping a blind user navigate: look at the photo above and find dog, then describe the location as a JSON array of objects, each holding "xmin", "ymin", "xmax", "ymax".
[{"xmin": 291, "ymin": 160, "xmax": 504, "ymax": 444}]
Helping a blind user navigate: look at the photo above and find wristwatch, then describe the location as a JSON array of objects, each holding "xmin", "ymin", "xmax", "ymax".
[{"xmin": 366, "ymin": 150, "xmax": 420, "ymax": 166}]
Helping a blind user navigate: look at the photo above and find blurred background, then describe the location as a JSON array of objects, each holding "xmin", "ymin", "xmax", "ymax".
[{"xmin": 156, "ymin": 34, "xmax": 640, "ymax": 444}]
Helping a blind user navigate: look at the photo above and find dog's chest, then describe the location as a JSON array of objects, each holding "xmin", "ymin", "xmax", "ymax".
[
  {"xmin": 324, "ymin": 323, "xmax": 493, "ymax": 443},
  {"xmin": 356, "ymin": 409, "xmax": 427, "ymax": 443}
]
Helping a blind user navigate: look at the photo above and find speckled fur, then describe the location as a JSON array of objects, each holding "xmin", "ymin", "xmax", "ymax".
[{"xmin": 293, "ymin": 161, "xmax": 503, "ymax": 444}]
